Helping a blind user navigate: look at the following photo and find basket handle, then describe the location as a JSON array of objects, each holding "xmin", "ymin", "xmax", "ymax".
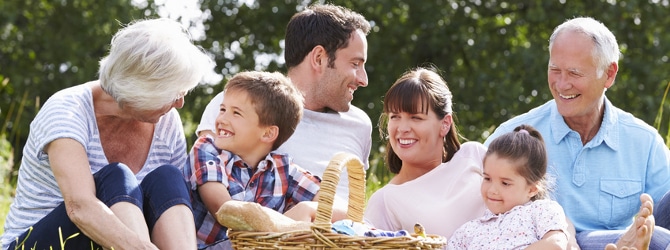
[{"xmin": 312, "ymin": 152, "xmax": 366, "ymax": 231}]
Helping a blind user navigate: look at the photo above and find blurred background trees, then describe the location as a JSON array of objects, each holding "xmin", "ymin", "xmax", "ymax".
[{"xmin": 2, "ymin": 0, "xmax": 670, "ymax": 188}]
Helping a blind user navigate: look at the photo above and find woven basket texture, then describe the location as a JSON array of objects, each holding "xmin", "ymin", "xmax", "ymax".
[{"xmin": 227, "ymin": 152, "xmax": 447, "ymax": 249}]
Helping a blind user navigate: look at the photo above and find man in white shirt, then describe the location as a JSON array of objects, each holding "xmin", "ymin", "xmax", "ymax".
[{"xmin": 197, "ymin": 4, "xmax": 372, "ymax": 201}]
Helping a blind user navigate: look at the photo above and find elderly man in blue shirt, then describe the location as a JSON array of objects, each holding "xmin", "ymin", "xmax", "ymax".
[{"xmin": 485, "ymin": 17, "xmax": 670, "ymax": 250}]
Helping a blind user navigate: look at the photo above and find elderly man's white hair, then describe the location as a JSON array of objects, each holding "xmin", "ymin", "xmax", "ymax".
[{"xmin": 549, "ymin": 17, "xmax": 620, "ymax": 78}]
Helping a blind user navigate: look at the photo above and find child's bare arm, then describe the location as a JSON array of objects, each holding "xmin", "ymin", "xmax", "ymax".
[
  {"xmin": 284, "ymin": 194, "xmax": 349, "ymax": 223},
  {"xmin": 525, "ymin": 230, "xmax": 570, "ymax": 250},
  {"xmin": 199, "ymin": 182, "xmax": 233, "ymax": 217},
  {"xmin": 284, "ymin": 201, "xmax": 318, "ymax": 222}
]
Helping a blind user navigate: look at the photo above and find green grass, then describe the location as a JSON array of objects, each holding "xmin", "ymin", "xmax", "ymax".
[
  {"xmin": 1, "ymin": 133, "xmax": 13, "ymax": 237},
  {"xmin": 654, "ymin": 81, "xmax": 670, "ymax": 147},
  {"xmin": 1, "ymin": 75, "xmax": 19, "ymax": 238},
  {"xmin": 1, "ymin": 181, "xmax": 11, "ymax": 236}
]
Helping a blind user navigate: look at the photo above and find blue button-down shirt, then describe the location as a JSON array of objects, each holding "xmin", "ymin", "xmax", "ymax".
[{"xmin": 485, "ymin": 97, "xmax": 670, "ymax": 232}]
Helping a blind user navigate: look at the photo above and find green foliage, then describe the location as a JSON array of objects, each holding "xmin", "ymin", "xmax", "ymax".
[
  {"xmin": 0, "ymin": 170, "xmax": 11, "ymax": 236},
  {"xmin": 365, "ymin": 146, "xmax": 392, "ymax": 200},
  {"xmin": 0, "ymin": 75, "xmax": 14, "ymax": 236},
  {"xmin": 654, "ymin": 82, "xmax": 670, "ymax": 147}
]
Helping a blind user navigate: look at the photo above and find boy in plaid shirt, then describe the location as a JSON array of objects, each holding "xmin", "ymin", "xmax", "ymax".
[{"xmin": 184, "ymin": 71, "xmax": 322, "ymax": 248}]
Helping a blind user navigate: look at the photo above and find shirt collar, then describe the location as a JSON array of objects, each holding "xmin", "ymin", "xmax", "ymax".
[
  {"xmin": 228, "ymin": 153, "xmax": 276, "ymax": 174},
  {"xmin": 479, "ymin": 201, "xmax": 533, "ymax": 222},
  {"xmin": 256, "ymin": 153, "xmax": 279, "ymax": 172},
  {"xmin": 549, "ymin": 96, "xmax": 619, "ymax": 151}
]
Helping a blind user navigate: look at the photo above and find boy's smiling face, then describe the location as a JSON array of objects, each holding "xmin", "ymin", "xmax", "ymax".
[{"xmin": 214, "ymin": 89, "xmax": 266, "ymax": 157}]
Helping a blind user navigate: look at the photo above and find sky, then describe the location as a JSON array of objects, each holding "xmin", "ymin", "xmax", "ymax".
[
  {"xmin": 132, "ymin": 0, "xmax": 281, "ymax": 85},
  {"xmin": 132, "ymin": 0, "xmax": 224, "ymax": 84},
  {"xmin": 132, "ymin": 0, "xmax": 207, "ymax": 38}
]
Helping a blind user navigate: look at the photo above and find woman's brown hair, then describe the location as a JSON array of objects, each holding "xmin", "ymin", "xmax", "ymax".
[{"xmin": 380, "ymin": 67, "xmax": 461, "ymax": 174}]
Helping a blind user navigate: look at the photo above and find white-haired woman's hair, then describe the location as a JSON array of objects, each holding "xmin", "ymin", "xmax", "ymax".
[
  {"xmin": 98, "ymin": 18, "xmax": 212, "ymax": 111},
  {"xmin": 548, "ymin": 17, "xmax": 620, "ymax": 78}
]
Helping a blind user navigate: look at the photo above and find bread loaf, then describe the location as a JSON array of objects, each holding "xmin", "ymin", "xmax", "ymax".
[{"xmin": 216, "ymin": 200, "xmax": 312, "ymax": 232}]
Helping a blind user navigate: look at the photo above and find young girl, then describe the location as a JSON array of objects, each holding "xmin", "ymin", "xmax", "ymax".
[{"xmin": 448, "ymin": 125, "xmax": 569, "ymax": 249}]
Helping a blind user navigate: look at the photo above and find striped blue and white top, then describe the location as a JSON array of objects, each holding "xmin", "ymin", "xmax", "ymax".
[{"xmin": 1, "ymin": 83, "xmax": 188, "ymax": 248}]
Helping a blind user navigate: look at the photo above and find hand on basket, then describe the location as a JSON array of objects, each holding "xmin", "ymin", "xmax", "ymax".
[
  {"xmin": 284, "ymin": 201, "xmax": 318, "ymax": 222},
  {"xmin": 284, "ymin": 200, "xmax": 349, "ymax": 223}
]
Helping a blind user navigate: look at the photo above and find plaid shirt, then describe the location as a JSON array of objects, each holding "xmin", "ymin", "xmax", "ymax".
[{"xmin": 184, "ymin": 136, "xmax": 321, "ymax": 246}]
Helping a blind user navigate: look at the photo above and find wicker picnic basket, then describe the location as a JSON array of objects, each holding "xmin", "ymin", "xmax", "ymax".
[{"xmin": 226, "ymin": 152, "xmax": 447, "ymax": 249}]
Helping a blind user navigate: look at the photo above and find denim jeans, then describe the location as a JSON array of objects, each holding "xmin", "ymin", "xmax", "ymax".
[
  {"xmin": 7, "ymin": 163, "xmax": 191, "ymax": 250},
  {"xmin": 199, "ymin": 239, "xmax": 233, "ymax": 250},
  {"xmin": 577, "ymin": 191, "xmax": 670, "ymax": 250},
  {"xmin": 657, "ymin": 191, "xmax": 670, "ymax": 229}
]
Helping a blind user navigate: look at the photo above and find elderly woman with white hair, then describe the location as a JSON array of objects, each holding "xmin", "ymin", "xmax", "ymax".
[{"xmin": 1, "ymin": 18, "xmax": 212, "ymax": 250}]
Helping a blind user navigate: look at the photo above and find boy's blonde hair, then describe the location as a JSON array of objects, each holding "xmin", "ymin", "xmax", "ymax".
[{"xmin": 224, "ymin": 71, "xmax": 303, "ymax": 150}]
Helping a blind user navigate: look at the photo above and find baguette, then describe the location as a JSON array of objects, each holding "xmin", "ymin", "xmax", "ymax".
[{"xmin": 216, "ymin": 200, "xmax": 312, "ymax": 232}]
